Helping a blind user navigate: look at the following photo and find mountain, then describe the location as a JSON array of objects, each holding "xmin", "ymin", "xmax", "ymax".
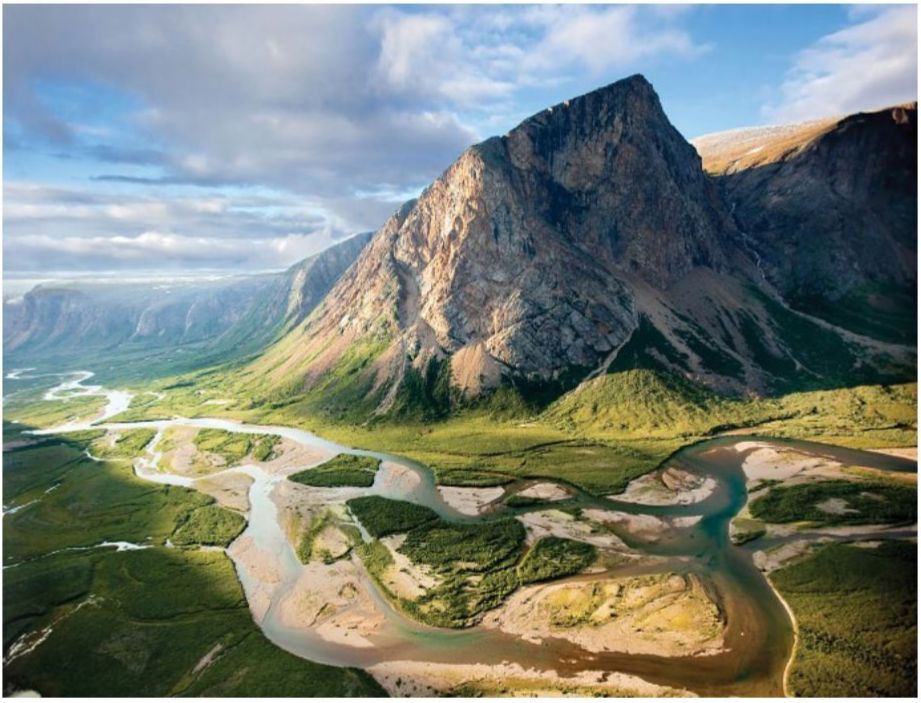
[
  {"xmin": 240, "ymin": 76, "xmax": 915, "ymax": 419},
  {"xmin": 3, "ymin": 232, "xmax": 372, "ymax": 381},
  {"xmin": 693, "ymin": 103, "xmax": 917, "ymax": 345}
]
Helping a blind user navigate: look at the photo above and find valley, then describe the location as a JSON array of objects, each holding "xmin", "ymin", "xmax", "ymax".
[
  {"xmin": 3, "ymin": 368, "xmax": 916, "ymax": 696},
  {"xmin": 3, "ymin": 71, "xmax": 917, "ymax": 698}
]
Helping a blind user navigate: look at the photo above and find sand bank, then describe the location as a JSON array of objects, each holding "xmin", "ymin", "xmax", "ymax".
[{"xmin": 368, "ymin": 659, "xmax": 692, "ymax": 697}]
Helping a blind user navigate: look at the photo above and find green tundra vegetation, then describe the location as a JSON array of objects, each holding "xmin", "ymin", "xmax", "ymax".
[
  {"xmin": 504, "ymin": 494, "xmax": 547, "ymax": 509},
  {"xmin": 346, "ymin": 495, "xmax": 438, "ymax": 537},
  {"xmin": 750, "ymin": 479, "xmax": 917, "ymax": 527},
  {"xmin": 193, "ymin": 428, "xmax": 280, "ymax": 465},
  {"xmin": 87, "ymin": 428, "xmax": 157, "ymax": 461},
  {"xmin": 82, "ymin": 366, "xmax": 916, "ymax": 497},
  {"xmin": 771, "ymin": 541, "xmax": 916, "ymax": 697},
  {"xmin": 108, "ymin": 428, "xmax": 158, "ymax": 457},
  {"xmin": 296, "ymin": 511, "xmax": 329, "ymax": 563},
  {"xmin": 399, "ymin": 518, "xmax": 527, "ymax": 627},
  {"xmin": 289, "ymin": 454, "xmax": 380, "ymax": 488},
  {"xmin": 517, "ymin": 537, "xmax": 597, "ymax": 584},
  {"xmin": 399, "ymin": 517, "xmax": 526, "ymax": 573},
  {"xmin": 4, "ymin": 440, "xmax": 218, "ymax": 560},
  {"xmin": 435, "ymin": 468, "xmax": 515, "ymax": 487},
  {"xmin": 251, "ymin": 433, "xmax": 282, "ymax": 461},
  {"xmin": 4, "ymin": 390, "xmax": 108, "ymax": 430},
  {"xmin": 3, "ymin": 548, "xmax": 383, "ymax": 696},
  {"xmin": 171, "ymin": 504, "xmax": 247, "ymax": 547},
  {"xmin": 2, "ymin": 431, "xmax": 383, "ymax": 696},
  {"xmin": 295, "ymin": 509, "xmax": 358, "ymax": 564},
  {"xmin": 729, "ymin": 516, "xmax": 767, "ymax": 545},
  {"xmin": 358, "ymin": 515, "xmax": 603, "ymax": 628},
  {"xmin": 790, "ymin": 283, "xmax": 917, "ymax": 346},
  {"xmin": 359, "ymin": 516, "xmax": 528, "ymax": 628},
  {"xmin": 252, "ymin": 371, "xmax": 916, "ymax": 495}
]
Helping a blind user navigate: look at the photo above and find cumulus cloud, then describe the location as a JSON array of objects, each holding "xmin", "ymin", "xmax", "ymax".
[
  {"xmin": 369, "ymin": 5, "xmax": 706, "ymax": 108},
  {"xmin": 3, "ymin": 4, "xmax": 710, "ymax": 274},
  {"xmin": 2, "ymin": 181, "xmax": 352, "ymax": 272},
  {"xmin": 763, "ymin": 5, "xmax": 917, "ymax": 123},
  {"xmin": 4, "ymin": 5, "xmax": 479, "ymax": 196},
  {"xmin": 522, "ymin": 5, "xmax": 706, "ymax": 74},
  {"xmin": 7, "ymin": 231, "xmax": 340, "ymax": 272}
]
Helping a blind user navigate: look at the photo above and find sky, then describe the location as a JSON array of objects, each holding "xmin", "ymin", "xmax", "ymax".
[{"xmin": 3, "ymin": 3, "xmax": 917, "ymax": 279}]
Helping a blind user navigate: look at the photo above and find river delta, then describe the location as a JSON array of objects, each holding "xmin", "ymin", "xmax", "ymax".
[{"xmin": 3, "ymin": 369, "xmax": 917, "ymax": 697}]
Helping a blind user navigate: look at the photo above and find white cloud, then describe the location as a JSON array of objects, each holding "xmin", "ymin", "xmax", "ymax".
[
  {"xmin": 370, "ymin": 6, "xmax": 706, "ymax": 106},
  {"xmin": 376, "ymin": 13, "xmax": 453, "ymax": 88},
  {"xmin": 523, "ymin": 5, "xmax": 706, "ymax": 75},
  {"xmin": 764, "ymin": 6, "xmax": 917, "ymax": 123},
  {"xmin": 5, "ymin": 229, "xmax": 342, "ymax": 272},
  {"xmin": 1, "ymin": 181, "xmax": 353, "ymax": 272},
  {"xmin": 3, "ymin": 5, "xmax": 711, "ymax": 274}
]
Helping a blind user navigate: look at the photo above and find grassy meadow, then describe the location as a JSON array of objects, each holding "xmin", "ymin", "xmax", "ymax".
[
  {"xmin": 771, "ymin": 541, "xmax": 916, "ymax": 697},
  {"xmin": 2, "ymin": 427, "xmax": 383, "ymax": 696},
  {"xmin": 290, "ymin": 454, "xmax": 380, "ymax": 488},
  {"xmin": 92, "ymin": 367, "xmax": 917, "ymax": 498}
]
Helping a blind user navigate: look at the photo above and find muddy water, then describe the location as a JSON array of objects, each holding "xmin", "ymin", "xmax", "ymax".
[{"xmin": 18, "ymin": 371, "xmax": 918, "ymax": 696}]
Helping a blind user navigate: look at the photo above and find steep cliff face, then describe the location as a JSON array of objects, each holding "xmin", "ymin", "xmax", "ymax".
[
  {"xmin": 694, "ymin": 104, "xmax": 917, "ymax": 343},
  {"xmin": 285, "ymin": 232, "xmax": 372, "ymax": 326},
  {"xmin": 245, "ymin": 76, "xmax": 915, "ymax": 416},
  {"xmin": 3, "ymin": 233, "xmax": 372, "ymax": 378}
]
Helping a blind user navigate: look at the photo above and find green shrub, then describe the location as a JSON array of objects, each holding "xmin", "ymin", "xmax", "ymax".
[
  {"xmin": 194, "ymin": 429, "xmax": 252, "ymax": 464},
  {"xmin": 296, "ymin": 511, "xmax": 330, "ymax": 563},
  {"xmin": 772, "ymin": 541, "xmax": 916, "ymax": 696},
  {"xmin": 109, "ymin": 429, "xmax": 157, "ymax": 458},
  {"xmin": 504, "ymin": 494, "xmax": 545, "ymax": 509},
  {"xmin": 436, "ymin": 468, "xmax": 514, "ymax": 487},
  {"xmin": 171, "ymin": 505, "xmax": 246, "ymax": 547},
  {"xmin": 400, "ymin": 518, "xmax": 525, "ymax": 574},
  {"xmin": 518, "ymin": 537, "xmax": 596, "ymax": 584},
  {"xmin": 751, "ymin": 480, "xmax": 917, "ymax": 526},
  {"xmin": 290, "ymin": 454, "xmax": 379, "ymax": 488},
  {"xmin": 251, "ymin": 434, "xmax": 281, "ymax": 461},
  {"xmin": 345, "ymin": 496, "xmax": 438, "ymax": 537}
]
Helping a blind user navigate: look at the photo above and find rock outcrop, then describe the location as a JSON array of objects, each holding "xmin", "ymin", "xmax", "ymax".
[
  {"xmin": 694, "ymin": 104, "xmax": 917, "ymax": 343},
  {"xmin": 244, "ymin": 76, "xmax": 915, "ymax": 414}
]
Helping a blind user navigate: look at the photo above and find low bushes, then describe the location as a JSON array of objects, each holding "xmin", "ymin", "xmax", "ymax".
[
  {"xmin": 290, "ymin": 454, "xmax": 380, "ymax": 488},
  {"xmin": 346, "ymin": 496, "xmax": 438, "ymax": 537},
  {"xmin": 518, "ymin": 537, "xmax": 596, "ymax": 584}
]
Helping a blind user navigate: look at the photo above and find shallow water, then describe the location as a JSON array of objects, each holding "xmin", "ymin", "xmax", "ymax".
[{"xmin": 18, "ymin": 371, "xmax": 918, "ymax": 696}]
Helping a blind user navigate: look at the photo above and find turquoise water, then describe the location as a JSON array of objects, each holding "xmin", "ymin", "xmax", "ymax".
[{"xmin": 19, "ymin": 370, "xmax": 917, "ymax": 696}]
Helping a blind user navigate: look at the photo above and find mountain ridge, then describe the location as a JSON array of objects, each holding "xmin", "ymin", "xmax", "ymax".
[
  {"xmin": 695, "ymin": 103, "xmax": 917, "ymax": 344},
  {"xmin": 238, "ymin": 76, "xmax": 915, "ymax": 420},
  {"xmin": 3, "ymin": 232, "xmax": 373, "ymax": 381}
]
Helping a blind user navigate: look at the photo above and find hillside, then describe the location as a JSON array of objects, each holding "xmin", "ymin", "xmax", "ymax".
[
  {"xmin": 694, "ymin": 104, "xmax": 917, "ymax": 344},
  {"xmin": 234, "ymin": 76, "xmax": 915, "ymax": 421},
  {"xmin": 2, "ymin": 233, "xmax": 372, "ymax": 382}
]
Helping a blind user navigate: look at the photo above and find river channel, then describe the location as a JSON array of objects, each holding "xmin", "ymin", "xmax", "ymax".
[{"xmin": 13, "ymin": 370, "xmax": 917, "ymax": 696}]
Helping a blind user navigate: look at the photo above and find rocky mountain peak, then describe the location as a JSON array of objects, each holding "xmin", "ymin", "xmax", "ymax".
[
  {"xmin": 473, "ymin": 73, "xmax": 703, "ymax": 198},
  {"xmin": 242, "ymin": 80, "xmax": 914, "ymax": 416},
  {"xmin": 247, "ymin": 75, "xmax": 747, "ymax": 402}
]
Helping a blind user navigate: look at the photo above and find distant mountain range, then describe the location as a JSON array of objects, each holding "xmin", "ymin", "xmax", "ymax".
[
  {"xmin": 3, "ymin": 233, "xmax": 371, "ymax": 381},
  {"xmin": 5, "ymin": 75, "xmax": 916, "ymax": 412}
]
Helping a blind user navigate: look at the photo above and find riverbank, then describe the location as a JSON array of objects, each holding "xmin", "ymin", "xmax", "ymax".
[{"xmin": 4, "ymin": 369, "xmax": 917, "ymax": 697}]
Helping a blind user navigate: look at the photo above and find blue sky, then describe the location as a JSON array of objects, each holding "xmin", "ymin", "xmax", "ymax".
[{"xmin": 3, "ymin": 4, "xmax": 917, "ymax": 277}]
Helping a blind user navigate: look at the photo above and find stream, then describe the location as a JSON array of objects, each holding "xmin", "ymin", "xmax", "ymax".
[{"xmin": 9, "ymin": 369, "xmax": 918, "ymax": 696}]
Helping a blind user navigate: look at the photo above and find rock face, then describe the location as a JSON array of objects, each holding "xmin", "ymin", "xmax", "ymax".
[
  {"xmin": 3, "ymin": 232, "xmax": 372, "ymax": 376},
  {"xmin": 285, "ymin": 233, "xmax": 372, "ymax": 326},
  {"xmin": 245, "ymin": 75, "xmax": 914, "ymax": 413},
  {"xmin": 694, "ymin": 104, "xmax": 917, "ymax": 343}
]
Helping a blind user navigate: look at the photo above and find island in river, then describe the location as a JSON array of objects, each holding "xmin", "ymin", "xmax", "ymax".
[{"xmin": 2, "ymin": 369, "xmax": 916, "ymax": 697}]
